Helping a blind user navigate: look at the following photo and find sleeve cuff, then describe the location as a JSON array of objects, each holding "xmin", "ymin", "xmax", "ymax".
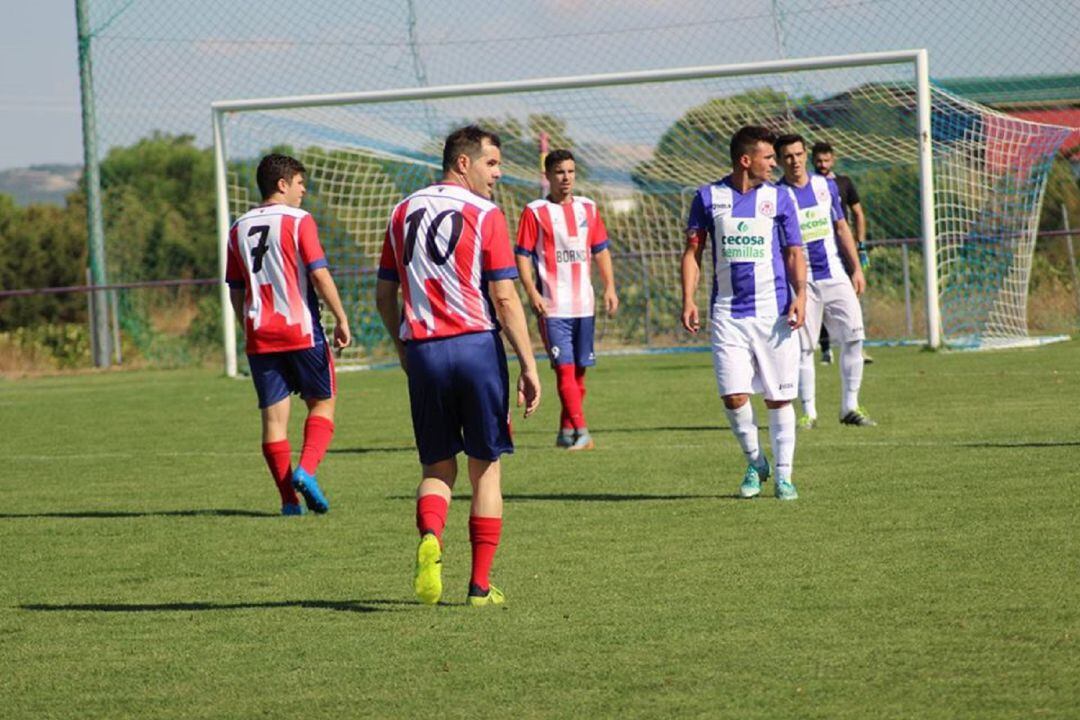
[
  {"xmin": 483, "ymin": 266, "xmax": 519, "ymax": 281},
  {"xmin": 377, "ymin": 267, "xmax": 400, "ymax": 282},
  {"xmin": 306, "ymin": 258, "xmax": 329, "ymax": 272},
  {"xmin": 514, "ymin": 246, "xmax": 536, "ymax": 258},
  {"xmin": 591, "ymin": 240, "xmax": 610, "ymax": 253}
]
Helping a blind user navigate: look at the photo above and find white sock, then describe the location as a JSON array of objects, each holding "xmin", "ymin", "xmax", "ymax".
[
  {"xmin": 768, "ymin": 404, "xmax": 796, "ymax": 481},
  {"xmin": 798, "ymin": 349, "xmax": 817, "ymax": 418},
  {"xmin": 724, "ymin": 403, "xmax": 763, "ymax": 467},
  {"xmin": 840, "ymin": 340, "xmax": 864, "ymax": 415}
]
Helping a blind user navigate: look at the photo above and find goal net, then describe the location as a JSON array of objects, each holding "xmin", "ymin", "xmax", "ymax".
[{"xmin": 214, "ymin": 51, "xmax": 1071, "ymax": 372}]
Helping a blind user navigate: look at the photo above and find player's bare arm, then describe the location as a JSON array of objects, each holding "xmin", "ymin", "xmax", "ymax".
[
  {"xmin": 833, "ymin": 218, "xmax": 866, "ymax": 296},
  {"xmin": 310, "ymin": 267, "xmax": 351, "ymax": 349},
  {"xmin": 783, "ymin": 245, "xmax": 807, "ymax": 330},
  {"xmin": 851, "ymin": 200, "xmax": 867, "ymax": 246},
  {"xmin": 594, "ymin": 247, "xmax": 619, "ymax": 316},
  {"xmin": 488, "ymin": 278, "xmax": 541, "ymax": 418},
  {"xmin": 374, "ymin": 278, "xmax": 407, "ymax": 371},
  {"xmin": 680, "ymin": 231, "xmax": 705, "ymax": 334},
  {"xmin": 513, "ymin": 253, "xmax": 548, "ymax": 318}
]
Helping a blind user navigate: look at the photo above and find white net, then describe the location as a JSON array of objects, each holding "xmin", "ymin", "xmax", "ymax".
[{"xmin": 219, "ymin": 58, "xmax": 1071, "ymax": 363}]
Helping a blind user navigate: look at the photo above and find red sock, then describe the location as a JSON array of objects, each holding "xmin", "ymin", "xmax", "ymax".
[
  {"xmin": 262, "ymin": 440, "xmax": 299, "ymax": 505},
  {"xmin": 555, "ymin": 363, "xmax": 585, "ymax": 430},
  {"xmin": 416, "ymin": 494, "xmax": 449, "ymax": 545},
  {"xmin": 298, "ymin": 416, "xmax": 334, "ymax": 475},
  {"xmin": 468, "ymin": 516, "xmax": 502, "ymax": 592},
  {"xmin": 559, "ymin": 406, "xmax": 574, "ymax": 431},
  {"xmin": 575, "ymin": 366, "xmax": 588, "ymax": 424}
]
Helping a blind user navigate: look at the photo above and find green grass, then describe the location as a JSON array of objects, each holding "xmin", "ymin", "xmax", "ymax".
[{"xmin": 2, "ymin": 342, "xmax": 1078, "ymax": 719}]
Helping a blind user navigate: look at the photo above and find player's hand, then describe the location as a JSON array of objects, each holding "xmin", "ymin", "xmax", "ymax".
[
  {"xmin": 787, "ymin": 293, "xmax": 806, "ymax": 331},
  {"xmin": 681, "ymin": 302, "xmax": 700, "ymax": 334},
  {"xmin": 517, "ymin": 367, "xmax": 541, "ymax": 418},
  {"xmin": 334, "ymin": 323, "xmax": 352, "ymax": 350},
  {"xmin": 851, "ymin": 267, "xmax": 867, "ymax": 296},
  {"xmin": 529, "ymin": 293, "xmax": 549, "ymax": 318},
  {"xmin": 604, "ymin": 288, "xmax": 619, "ymax": 316}
]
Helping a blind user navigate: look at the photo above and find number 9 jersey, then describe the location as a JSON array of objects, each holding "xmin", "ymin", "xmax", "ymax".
[
  {"xmin": 226, "ymin": 204, "xmax": 329, "ymax": 354},
  {"xmin": 378, "ymin": 182, "xmax": 518, "ymax": 341}
]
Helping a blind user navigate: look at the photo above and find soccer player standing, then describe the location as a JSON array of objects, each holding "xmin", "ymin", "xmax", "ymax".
[
  {"xmin": 776, "ymin": 135, "xmax": 876, "ymax": 428},
  {"xmin": 680, "ymin": 125, "xmax": 806, "ymax": 500},
  {"xmin": 515, "ymin": 149, "xmax": 618, "ymax": 450},
  {"xmin": 226, "ymin": 153, "xmax": 351, "ymax": 515},
  {"xmin": 811, "ymin": 141, "xmax": 873, "ymax": 365},
  {"xmin": 376, "ymin": 125, "xmax": 541, "ymax": 607}
]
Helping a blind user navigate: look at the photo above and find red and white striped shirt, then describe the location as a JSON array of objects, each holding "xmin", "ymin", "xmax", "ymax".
[
  {"xmin": 378, "ymin": 183, "xmax": 518, "ymax": 341},
  {"xmin": 226, "ymin": 204, "xmax": 328, "ymax": 354},
  {"xmin": 515, "ymin": 196, "xmax": 610, "ymax": 318}
]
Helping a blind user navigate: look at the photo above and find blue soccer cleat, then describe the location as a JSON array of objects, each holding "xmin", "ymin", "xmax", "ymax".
[
  {"xmin": 567, "ymin": 431, "xmax": 595, "ymax": 451},
  {"xmin": 291, "ymin": 466, "xmax": 329, "ymax": 514},
  {"xmin": 739, "ymin": 458, "xmax": 770, "ymax": 498},
  {"xmin": 281, "ymin": 502, "xmax": 305, "ymax": 516}
]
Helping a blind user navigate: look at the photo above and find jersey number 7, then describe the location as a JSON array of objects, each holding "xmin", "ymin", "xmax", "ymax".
[{"xmin": 248, "ymin": 225, "xmax": 271, "ymax": 273}]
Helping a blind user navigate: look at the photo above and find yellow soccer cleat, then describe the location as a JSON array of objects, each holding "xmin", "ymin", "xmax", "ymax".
[
  {"xmin": 413, "ymin": 533, "xmax": 443, "ymax": 605},
  {"xmin": 467, "ymin": 584, "xmax": 506, "ymax": 608}
]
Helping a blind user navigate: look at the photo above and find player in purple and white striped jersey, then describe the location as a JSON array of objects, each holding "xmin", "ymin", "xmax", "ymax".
[
  {"xmin": 775, "ymin": 134, "xmax": 875, "ymax": 429},
  {"xmin": 680, "ymin": 125, "xmax": 807, "ymax": 501}
]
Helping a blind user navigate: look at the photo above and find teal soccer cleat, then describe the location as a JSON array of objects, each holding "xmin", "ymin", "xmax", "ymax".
[
  {"xmin": 739, "ymin": 459, "xmax": 770, "ymax": 498},
  {"xmin": 774, "ymin": 477, "xmax": 798, "ymax": 501}
]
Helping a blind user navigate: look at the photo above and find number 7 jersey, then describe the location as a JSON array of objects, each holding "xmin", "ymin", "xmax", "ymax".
[
  {"xmin": 378, "ymin": 183, "xmax": 518, "ymax": 341},
  {"xmin": 225, "ymin": 203, "xmax": 328, "ymax": 354}
]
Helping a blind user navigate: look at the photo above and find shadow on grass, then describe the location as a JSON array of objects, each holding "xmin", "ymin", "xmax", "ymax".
[
  {"xmin": 959, "ymin": 441, "xmax": 1080, "ymax": 448},
  {"xmin": 0, "ymin": 509, "xmax": 278, "ymax": 520},
  {"xmin": 19, "ymin": 598, "xmax": 421, "ymax": 614},
  {"xmin": 327, "ymin": 445, "xmax": 415, "ymax": 455},
  {"xmin": 387, "ymin": 492, "xmax": 731, "ymax": 502},
  {"xmin": 515, "ymin": 424, "xmax": 728, "ymax": 436}
]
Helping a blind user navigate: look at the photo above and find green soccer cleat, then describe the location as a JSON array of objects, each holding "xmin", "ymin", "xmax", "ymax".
[
  {"xmin": 797, "ymin": 414, "xmax": 817, "ymax": 430},
  {"xmin": 774, "ymin": 477, "xmax": 799, "ymax": 501},
  {"xmin": 840, "ymin": 407, "xmax": 877, "ymax": 427},
  {"xmin": 739, "ymin": 459, "xmax": 770, "ymax": 498},
  {"xmin": 467, "ymin": 584, "xmax": 506, "ymax": 608},
  {"xmin": 413, "ymin": 533, "xmax": 443, "ymax": 605}
]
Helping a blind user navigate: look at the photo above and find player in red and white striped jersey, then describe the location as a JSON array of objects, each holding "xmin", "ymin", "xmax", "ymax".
[
  {"xmin": 226, "ymin": 153, "xmax": 351, "ymax": 516},
  {"xmin": 515, "ymin": 149, "xmax": 618, "ymax": 451},
  {"xmin": 376, "ymin": 126, "xmax": 540, "ymax": 607}
]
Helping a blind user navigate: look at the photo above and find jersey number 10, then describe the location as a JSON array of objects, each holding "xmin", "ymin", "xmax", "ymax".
[{"xmin": 403, "ymin": 208, "xmax": 464, "ymax": 267}]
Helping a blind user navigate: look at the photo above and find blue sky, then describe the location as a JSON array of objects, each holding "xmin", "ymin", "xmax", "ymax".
[{"xmin": 1, "ymin": 1, "xmax": 1076, "ymax": 171}]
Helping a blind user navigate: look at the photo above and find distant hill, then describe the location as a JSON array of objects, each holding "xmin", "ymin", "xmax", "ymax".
[{"xmin": 0, "ymin": 165, "xmax": 81, "ymax": 206}]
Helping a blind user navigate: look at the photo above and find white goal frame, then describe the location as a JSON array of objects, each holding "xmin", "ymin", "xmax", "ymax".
[{"xmin": 212, "ymin": 48, "xmax": 939, "ymax": 377}]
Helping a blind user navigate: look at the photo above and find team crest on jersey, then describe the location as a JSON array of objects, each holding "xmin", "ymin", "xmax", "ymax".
[
  {"xmin": 816, "ymin": 189, "xmax": 831, "ymax": 205},
  {"xmin": 758, "ymin": 201, "xmax": 775, "ymax": 217}
]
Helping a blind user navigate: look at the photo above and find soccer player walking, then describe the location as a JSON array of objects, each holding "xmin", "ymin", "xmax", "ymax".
[
  {"xmin": 376, "ymin": 125, "xmax": 541, "ymax": 607},
  {"xmin": 226, "ymin": 153, "xmax": 351, "ymax": 515},
  {"xmin": 776, "ymin": 135, "xmax": 876, "ymax": 428},
  {"xmin": 515, "ymin": 149, "xmax": 618, "ymax": 450},
  {"xmin": 680, "ymin": 126, "xmax": 806, "ymax": 500}
]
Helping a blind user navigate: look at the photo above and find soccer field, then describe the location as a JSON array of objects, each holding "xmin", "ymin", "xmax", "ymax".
[{"xmin": 3, "ymin": 342, "xmax": 1078, "ymax": 719}]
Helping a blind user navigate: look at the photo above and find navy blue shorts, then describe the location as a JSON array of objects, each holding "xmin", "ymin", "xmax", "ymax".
[
  {"xmin": 405, "ymin": 330, "xmax": 513, "ymax": 465},
  {"xmin": 541, "ymin": 316, "xmax": 596, "ymax": 368},
  {"xmin": 248, "ymin": 342, "xmax": 335, "ymax": 409}
]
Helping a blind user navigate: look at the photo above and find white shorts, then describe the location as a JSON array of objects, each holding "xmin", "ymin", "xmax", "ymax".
[
  {"xmin": 710, "ymin": 315, "xmax": 799, "ymax": 401},
  {"xmin": 800, "ymin": 280, "xmax": 865, "ymax": 349}
]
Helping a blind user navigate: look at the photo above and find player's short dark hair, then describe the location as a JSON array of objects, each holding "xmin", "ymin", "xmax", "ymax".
[
  {"xmin": 729, "ymin": 125, "xmax": 776, "ymax": 167},
  {"xmin": 442, "ymin": 125, "xmax": 501, "ymax": 173},
  {"xmin": 256, "ymin": 153, "xmax": 306, "ymax": 200},
  {"xmin": 774, "ymin": 134, "xmax": 806, "ymax": 155},
  {"xmin": 811, "ymin": 141, "xmax": 834, "ymax": 157},
  {"xmin": 544, "ymin": 148, "xmax": 575, "ymax": 173}
]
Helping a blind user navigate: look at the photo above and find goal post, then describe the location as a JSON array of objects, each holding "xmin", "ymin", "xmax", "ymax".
[{"xmin": 212, "ymin": 48, "xmax": 1070, "ymax": 376}]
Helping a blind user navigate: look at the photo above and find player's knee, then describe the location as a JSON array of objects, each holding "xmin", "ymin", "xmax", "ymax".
[{"xmin": 722, "ymin": 393, "xmax": 749, "ymax": 410}]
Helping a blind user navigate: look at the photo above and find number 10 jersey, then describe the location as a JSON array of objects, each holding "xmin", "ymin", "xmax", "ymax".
[{"xmin": 378, "ymin": 182, "xmax": 519, "ymax": 341}]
